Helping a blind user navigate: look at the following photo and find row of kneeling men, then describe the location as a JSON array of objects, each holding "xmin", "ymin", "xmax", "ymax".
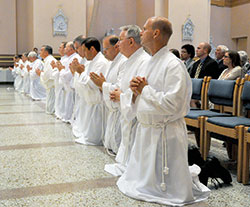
[{"xmin": 10, "ymin": 17, "xmax": 211, "ymax": 206}]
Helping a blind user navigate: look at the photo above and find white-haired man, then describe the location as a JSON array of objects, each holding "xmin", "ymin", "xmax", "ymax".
[
  {"xmin": 28, "ymin": 51, "xmax": 46, "ymax": 100},
  {"xmin": 238, "ymin": 50, "xmax": 250, "ymax": 74},
  {"xmin": 215, "ymin": 45, "xmax": 228, "ymax": 75},
  {"xmin": 104, "ymin": 25, "xmax": 150, "ymax": 176}
]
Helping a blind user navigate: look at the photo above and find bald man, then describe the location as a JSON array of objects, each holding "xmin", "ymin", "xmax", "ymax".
[
  {"xmin": 117, "ymin": 17, "xmax": 210, "ymax": 206},
  {"xmin": 189, "ymin": 42, "xmax": 220, "ymax": 79}
]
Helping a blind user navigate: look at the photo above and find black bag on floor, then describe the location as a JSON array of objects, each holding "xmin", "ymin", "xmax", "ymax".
[{"xmin": 188, "ymin": 145, "xmax": 232, "ymax": 188}]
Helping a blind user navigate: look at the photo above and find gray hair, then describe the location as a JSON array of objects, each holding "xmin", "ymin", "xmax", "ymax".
[
  {"xmin": 238, "ymin": 50, "xmax": 248, "ymax": 65},
  {"xmin": 120, "ymin": 25, "xmax": 141, "ymax": 45},
  {"xmin": 66, "ymin": 41, "xmax": 75, "ymax": 50},
  {"xmin": 28, "ymin": 51, "xmax": 37, "ymax": 58},
  {"xmin": 217, "ymin": 45, "xmax": 229, "ymax": 53}
]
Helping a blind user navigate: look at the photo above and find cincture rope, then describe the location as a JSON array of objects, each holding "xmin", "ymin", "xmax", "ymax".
[{"xmin": 140, "ymin": 121, "xmax": 169, "ymax": 192}]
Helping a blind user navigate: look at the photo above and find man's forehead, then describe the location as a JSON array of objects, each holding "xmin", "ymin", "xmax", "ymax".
[
  {"xmin": 103, "ymin": 37, "xmax": 110, "ymax": 44},
  {"xmin": 198, "ymin": 43, "xmax": 204, "ymax": 48},
  {"xmin": 119, "ymin": 30, "xmax": 126, "ymax": 37},
  {"xmin": 144, "ymin": 18, "xmax": 153, "ymax": 28}
]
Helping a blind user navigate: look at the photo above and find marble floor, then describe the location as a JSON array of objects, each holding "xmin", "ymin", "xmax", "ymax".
[{"xmin": 0, "ymin": 84, "xmax": 249, "ymax": 207}]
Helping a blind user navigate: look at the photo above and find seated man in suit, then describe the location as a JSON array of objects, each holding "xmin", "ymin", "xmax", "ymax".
[
  {"xmin": 189, "ymin": 42, "xmax": 220, "ymax": 79},
  {"xmin": 215, "ymin": 45, "xmax": 228, "ymax": 75}
]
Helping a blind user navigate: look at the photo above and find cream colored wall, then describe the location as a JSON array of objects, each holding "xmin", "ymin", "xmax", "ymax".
[
  {"xmin": 168, "ymin": 0, "xmax": 211, "ymax": 52},
  {"xmin": 155, "ymin": 0, "xmax": 168, "ymax": 17},
  {"xmin": 0, "ymin": 0, "xmax": 16, "ymax": 54},
  {"xmin": 88, "ymin": 0, "xmax": 136, "ymax": 40},
  {"xmin": 231, "ymin": 3, "xmax": 250, "ymax": 55},
  {"xmin": 33, "ymin": 0, "xmax": 86, "ymax": 53},
  {"xmin": 136, "ymin": 0, "xmax": 155, "ymax": 29},
  {"xmin": 86, "ymin": 0, "xmax": 95, "ymax": 35},
  {"xmin": 17, "ymin": 0, "xmax": 34, "ymax": 54},
  {"xmin": 210, "ymin": 5, "xmax": 233, "ymax": 50}
]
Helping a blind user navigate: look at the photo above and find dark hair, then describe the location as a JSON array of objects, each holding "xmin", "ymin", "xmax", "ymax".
[
  {"xmin": 181, "ymin": 44, "xmax": 195, "ymax": 58},
  {"xmin": 62, "ymin": 42, "xmax": 67, "ymax": 48},
  {"xmin": 84, "ymin": 37, "xmax": 101, "ymax": 52},
  {"xmin": 42, "ymin": 45, "xmax": 53, "ymax": 55},
  {"xmin": 109, "ymin": 36, "xmax": 119, "ymax": 46},
  {"xmin": 170, "ymin": 48, "xmax": 180, "ymax": 58},
  {"xmin": 227, "ymin": 50, "xmax": 241, "ymax": 67},
  {"xmin": 14, "ymin": 55, "xmax": 20, "ymax": 59},
  {"xmin": 80, "ymin": 37, "xmax": 90, "ymax": 46}
]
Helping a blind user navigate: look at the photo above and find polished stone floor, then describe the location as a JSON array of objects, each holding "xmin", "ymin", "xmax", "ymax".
[{"xmin": 0, "ymin": 84, "xmax": 249, "ymax": 207}]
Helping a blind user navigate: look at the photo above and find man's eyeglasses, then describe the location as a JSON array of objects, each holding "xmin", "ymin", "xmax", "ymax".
[{"xmin": 103, "ymin": 46, "xmax": 113, "ymax": 51}]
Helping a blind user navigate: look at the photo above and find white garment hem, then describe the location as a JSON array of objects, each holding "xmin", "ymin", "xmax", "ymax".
[
  {"xmin": 117, "ymin": 179, "xmax": 209, "ymax": 207},
  {"xmin": 104, "ymin": 163, "xmax": 126, "ymax": 177}
]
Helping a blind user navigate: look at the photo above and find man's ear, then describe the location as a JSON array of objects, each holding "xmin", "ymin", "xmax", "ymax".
[
  {"xmin": 153, "ymin": 29, "xmax": 160, "ymax": 39},
  {"xmin": 114, "ymin": 44, "xmax": 119, "ymax": 49},
  {"xmin": 129, "ymin": 38, "xmax": 134, "ymax": 46}
]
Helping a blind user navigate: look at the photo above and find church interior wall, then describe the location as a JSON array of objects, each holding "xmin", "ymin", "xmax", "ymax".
[
  {"xmin": 87, "ymin": 0, "xmax": 136, "ymax": 40},
  {"xmin": 0, "ymin": 0, "xmax": 16, "ymax": 54},
  {"xmin": 136, "ymin": 0, "xmax": 155, "ymax": 29},
  {"xmin": 210, "ymin": 5, "xmax": 233, "ymax": 51},
  {"xmin": 16, "ymin": 0, "xmax": 34, "ymax": 54},
  {"xmin": 33, "ymin": 0, "xmax": 86, "ymax": 54},
  {"xmin": 231, "ymin": 3, "xmax": 250, "ymax": 55},
  {"xmin": 167, "ymin": 0, "xmax": 211, "ymax": 52}
]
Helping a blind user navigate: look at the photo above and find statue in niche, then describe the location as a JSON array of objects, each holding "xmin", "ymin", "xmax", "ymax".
[
  {"xmin": 104, "ymin": 28, "xmax": 115, "ymax": 37},
  {"xmin": 182, "ymin": 17, "xmax": 194, "ymax": 41},
  {"xmin": 53, "ymin": 9, "xmax": 68, "ymax": 36},
  {"xmin": 209, "ymin": 35, "xmax": 216, "ymax": 59}
]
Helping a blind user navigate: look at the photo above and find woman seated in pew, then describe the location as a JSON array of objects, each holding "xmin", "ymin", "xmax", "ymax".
[
  {"xmin": 218, "ymin": 50, "xmax": 243, "ymax": 80},
  {"xmin": 217, "ymin": 50, "xmax": 242, "ymax": 161}
]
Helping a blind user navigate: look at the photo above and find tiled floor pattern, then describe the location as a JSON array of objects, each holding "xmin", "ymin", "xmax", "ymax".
[{"xmin": 0, "ymin": 85, "xmax": 249, "ymax": 207}]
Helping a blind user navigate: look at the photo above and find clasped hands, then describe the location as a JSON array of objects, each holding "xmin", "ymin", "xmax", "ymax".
[
  {"xmin": 50, "ymin": 60, "xmax": 65, "ymax": 71},
  {"xmin": 130, "ymin": 76, "xmax": 148, "ymax": 95},
  {"xmin": 27, "ymin": 65, "xmax": 32, "ymax": 72},
  {"xmin": 90, "ymin": 72, "xmax": 106, "ymax": 89},
  {"xmin": 69, "ymin": 58, "xmax": 85, "ymax": 75},
  {"xmin": 109, "ymin": 76, "xmax": 147, "ymax": 103}
]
